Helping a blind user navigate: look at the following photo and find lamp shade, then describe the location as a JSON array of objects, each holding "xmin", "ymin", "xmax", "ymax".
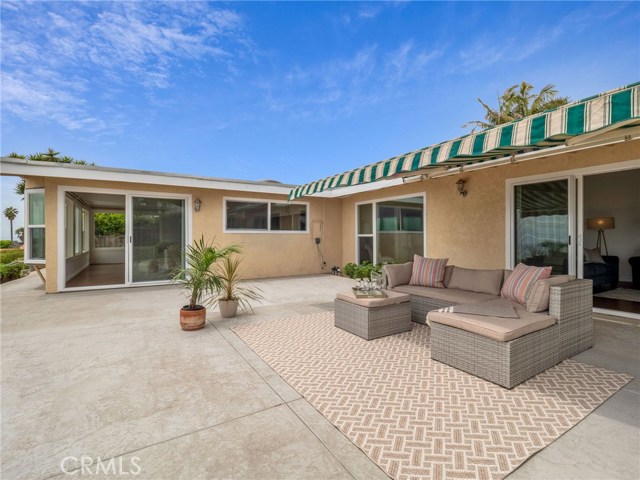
[{"xmin": 586, "ymin": 217, "xmax": 615, "ymax": 230}]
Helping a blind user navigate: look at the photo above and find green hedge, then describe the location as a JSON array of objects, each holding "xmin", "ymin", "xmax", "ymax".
[
  {"xmin": 0, "ymin": 249, "xmax": 24, "ymax": 265},
  {"xmin": 0, "ymin": 262, "xmax": 26, "ymax": 283},
  {"xmin": 0, "ymin": 240, "xmax": 12, "ymax": 249}
]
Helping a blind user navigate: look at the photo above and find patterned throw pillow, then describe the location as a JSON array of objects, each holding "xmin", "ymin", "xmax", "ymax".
[
  {"xmin": 409, "ymin": 255, "xmax": 448, "ymax": 288},
  {"xmin": 501, "ymin": 263, "xmax": 553, "ymax": 304}
]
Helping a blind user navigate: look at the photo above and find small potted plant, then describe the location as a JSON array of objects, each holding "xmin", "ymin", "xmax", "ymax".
[
  {"xmin": 214, "ymin": 252, "xmax": 263, "ymax": 318},
  {"xmin": 172, "ymin": 236, "xmax": 239, "ymax": 330}
]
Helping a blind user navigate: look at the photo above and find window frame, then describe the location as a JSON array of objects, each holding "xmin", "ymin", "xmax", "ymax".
[
  {"xmin": 223, "ymin": 197, "xmax": 310, "ymax": 234},
  {"xmin": 24, "ymin": 188, "xmax": 46, "ymax": 264},
  {"xmin": 355, "ymin": 192, "xmax": 426, "ymax": 264}
]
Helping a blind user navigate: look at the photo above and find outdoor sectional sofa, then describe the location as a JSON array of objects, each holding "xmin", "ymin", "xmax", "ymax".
[{"xmin": 383, "ymin": 262, "xmax": 593, "ymax": 388}]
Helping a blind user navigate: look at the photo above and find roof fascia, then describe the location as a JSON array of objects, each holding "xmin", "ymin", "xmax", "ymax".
[{"xmin": 0, "ymin": 158, "xmax": 293, "ymax": 195}]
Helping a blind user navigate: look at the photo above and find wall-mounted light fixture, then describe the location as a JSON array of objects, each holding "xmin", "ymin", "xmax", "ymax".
[
  {"xmin": 194, "ymin": 198, "xmax": 202, "ymax": 212},
  {"xmin": 456, "ymin": 179, "xmax": 468, "ymax": 197}
]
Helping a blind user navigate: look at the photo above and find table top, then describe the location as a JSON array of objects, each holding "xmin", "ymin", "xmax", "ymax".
[{"xmin": 336, "ymin": 289, "xmax": 410, "ymax": 308}]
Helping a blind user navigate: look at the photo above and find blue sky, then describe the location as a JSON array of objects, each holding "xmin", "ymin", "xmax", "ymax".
[{"xmin": 1, "ymin": 1, "xmax": 639, "ymax": 238}]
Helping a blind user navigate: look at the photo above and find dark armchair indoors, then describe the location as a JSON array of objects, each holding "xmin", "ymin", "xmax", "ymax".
[{"xmin": 584, "ymin": 255, "xmax": 619, "ymax": 293}]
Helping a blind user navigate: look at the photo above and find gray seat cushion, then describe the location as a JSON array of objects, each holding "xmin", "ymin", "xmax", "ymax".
[{"xmin": 427, "ymin": 299, "xmax": 556, "ymax": 342}]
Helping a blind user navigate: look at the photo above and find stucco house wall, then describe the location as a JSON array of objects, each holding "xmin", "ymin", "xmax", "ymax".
[
  {"xmin": 22, "ymin": 176, "xmax": 342, "ymax": 293},
  {"xmin": 340, "ymin": 140, "xmax": 640, "ymax": 269}
]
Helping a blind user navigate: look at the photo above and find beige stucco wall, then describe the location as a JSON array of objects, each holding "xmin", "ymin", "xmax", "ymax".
[
  {"xmin": 29, "ymin": 177, "xmax": 342, "ymax": 293},
  {"xmin": 22, "ymin": 139, "xmax": 639, "ymax": 292},
  {"xmin": 340, "ymin": 140, "xmax": 640, "ymax": 269}
]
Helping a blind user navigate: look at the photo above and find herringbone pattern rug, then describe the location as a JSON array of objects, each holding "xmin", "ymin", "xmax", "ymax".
[{"xmin": 233, "ymin": 313, "xmax": 632, "ymax": 480}]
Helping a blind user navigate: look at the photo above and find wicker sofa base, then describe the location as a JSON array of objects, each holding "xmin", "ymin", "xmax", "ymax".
[
  {"xmin": 429, "ymin": 279, "xmax": 594, "ymax": 389},
  {"xmin": 409, "ymin": 296, "xmax": 455, "ymax": 324},
  {"xmin": 432, "ymin": 323, "xmax": 561, "ymax": 389},
  {"xmin": 334, "ymin": 298, "xmax": 411, "ymax": 340}
]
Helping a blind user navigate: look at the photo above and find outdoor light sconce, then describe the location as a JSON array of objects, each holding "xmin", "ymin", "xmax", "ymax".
[
  {"xmin": 194, "ymin": 198, "xmax": 202, "ymax": 212},
  {"xmin": 456, "ymin": 179, "xmax": 468, "ymax": 197}
]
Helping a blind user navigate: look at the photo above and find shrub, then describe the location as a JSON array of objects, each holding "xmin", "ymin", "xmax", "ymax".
[
  {"xmin": 0, "ymin": 249, "xmax": 24, "ymax": 264},
  {"xmin": 0, "ymin": 262, "xmax": 25, "ymax": 283},
  {"xmin": 342, "ymin": 262, "xmax": 358, "ymax": 278},
  {"xmin": 342, "ymin": 261, "xmax": 383, "ymax": 279},
  {"xmin": 0, "ymin": 240, "xmax": 12, "ymax": 249}
]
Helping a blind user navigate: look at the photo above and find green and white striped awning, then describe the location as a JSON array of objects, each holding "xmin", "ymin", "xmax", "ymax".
[{"xmin": 289, "ymin": 82, "xmax": 640, "ymax": 200}]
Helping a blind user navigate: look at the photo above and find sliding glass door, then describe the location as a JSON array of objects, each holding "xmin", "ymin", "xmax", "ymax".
[
  {"xmin": 130, "ymin": 196, "xmax": 186, "ymax": 283},
  {"xmin": 512, "ymin": 178, "xmax": 575, "ymax": 275}
]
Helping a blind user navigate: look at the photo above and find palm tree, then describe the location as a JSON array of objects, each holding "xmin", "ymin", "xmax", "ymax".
[
  {"xmin": 464, "ymin": 82, "xmax": 570, "ymax": 132},
  {"xmin": 42, "ymin": 148, "xmax": 61, "ymax": 162},
  {"xmin": 15, "ymin": 227, "xmax": 24, "ymax": 243},
  {"xmin": 4, "ymin": 149, "xmax": 95, "ymax": 197},
  {"xmin": 3, "ymin": 207, "xmax": 18, "ymax": 242},
  {"xmin": 14, "ymin": 179, "xmax": 25, "ymax": 197}
]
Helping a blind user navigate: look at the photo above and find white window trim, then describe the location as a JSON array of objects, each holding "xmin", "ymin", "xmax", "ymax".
[
  {"xmin": 24, "ymin": 188, "xmax": 46, "ymax": 264},
  {"xmin": 223, "ymin": 196, "xmax": 310, "ymax": 234},
  {"xmin": 354, "ymin": 192, "xmax": 427, "ymax": 264}
]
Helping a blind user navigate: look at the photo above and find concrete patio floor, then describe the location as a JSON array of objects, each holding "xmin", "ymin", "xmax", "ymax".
[{"xmin": 1, "ymin": 272, "xmax": 638, "ymax": 480}]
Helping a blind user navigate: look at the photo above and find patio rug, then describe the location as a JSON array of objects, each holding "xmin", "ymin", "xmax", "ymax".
[
  {"xmin": 233, "ymin": 312, "xmax": 632, "ymax": 480},
  {"xmin": 594, "ymin": 287, "xmax": 640, "ymax": 303}
]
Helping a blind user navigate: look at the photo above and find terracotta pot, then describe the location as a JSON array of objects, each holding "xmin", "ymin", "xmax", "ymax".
[
  {"xmin": 218, "ymin": 299, "xmax": 239, "ymax": 318},
  {"xmin": 180, "ymin": 306, "xmax": 206, "ymax": 331}
]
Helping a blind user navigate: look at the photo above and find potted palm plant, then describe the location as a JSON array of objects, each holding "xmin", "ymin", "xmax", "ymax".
[
  {"xmin": 215, "ymin": 253, "xmax": 263, "ymax": 318},
  {"xmin": 172, "ymin": 236, "xmax": 240, "ymax": 330}
]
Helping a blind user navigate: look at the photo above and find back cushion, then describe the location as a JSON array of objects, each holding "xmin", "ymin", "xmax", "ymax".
[
  {"xmin": 443, "ymin": 265, "xmax": 455, "ymax": 288},
  {"xmin": 384, "ymin": 262, "xmax": 414, "ymax": 288},
  {"xmin": 409, "ymin": 255, "xmax": 449, "ymax": 288},
  {"xmin": 447, "ymin": 266, "xmax": 505, "ymax": 296},
  {"xmin": 500, "ymin": 263, "xmax": 553, "ymax": 304},
  {"xmin": 526, "ymin": 275, "xmax": 575, "ymax": 312}
]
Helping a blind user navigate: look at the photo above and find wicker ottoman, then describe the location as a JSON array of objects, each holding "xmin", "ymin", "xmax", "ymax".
[{"xmin": 334, "ymin": 290, "xmax": 411, "ymax": 340}]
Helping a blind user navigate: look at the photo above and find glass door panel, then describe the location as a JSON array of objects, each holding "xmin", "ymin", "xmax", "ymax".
[
  {"xmin": 514, "ymin": 180, "xmax": 569, "ymax": 274},
  {"xmin": 131, "ymin": 197, "xmax": 185, "ymax": 283},
  {"xmin": 357, "ymin": 203, "xmax": 373, "ymax": 263},
  {"xmin": 376, "ymin": 197, "xmax": 424, "ymax": 264}
]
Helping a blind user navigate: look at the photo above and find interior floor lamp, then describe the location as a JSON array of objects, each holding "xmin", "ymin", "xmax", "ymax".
[{"xmin": 586, "ymin": 217, "xmax": 615, "ymax": 256}]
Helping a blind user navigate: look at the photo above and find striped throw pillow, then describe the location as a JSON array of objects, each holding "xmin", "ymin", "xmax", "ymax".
[
  {"xmin": 501, "ymin": 263, "xmax": 552, "ymax": 304},
  {"xmin": 409, "ymin": 255, "xmax": 448, "ymax": 288}
]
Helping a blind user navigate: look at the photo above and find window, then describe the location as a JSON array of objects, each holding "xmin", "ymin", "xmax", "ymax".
[
  {"xmin": 65, "ymin": 199, "xmax": 74, "ymax": 258},
  {"xmin": 65, "ymin": 197, "xmax": 90, "ymax": 257},
  {"xmin": 25, "ymin": 190, "xmax": 45, "ymax": 262},
  {"xmin": 94, "ymin": 212, "xmax": 125, "ymax": 248},
  {"xmin": 74, "ymin": 206, "xmax": 82, "ymax": 255},
  {"xmin": 514, "ymin": 179, "xmax": 569, "ymax": 274},
  {"xmin": 357, "ymin": 195, "xmax": 424, "ymax": 264},
  {"xmin": 82, "ymin": 209, "xmax": 89, "ymax": 253},
  {"xmin": 225, "ymin": 199, "xmax": 308, "ymax": 232}
]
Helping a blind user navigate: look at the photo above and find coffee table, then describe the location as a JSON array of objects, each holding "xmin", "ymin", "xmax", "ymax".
[{"xmin": 334, "ymin": 290, "xmax": 411, "ymax": 340}]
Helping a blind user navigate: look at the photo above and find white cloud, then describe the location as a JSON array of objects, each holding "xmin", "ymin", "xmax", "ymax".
[
  {"xmin": 263, "ymin": 39, "xmax": 442, "ymax": 122},
  {"xmin": 456, "ymin": 3, "xmax": 631, "ymax": 72},
  {"xmin": 0, "ymin": 1, "xmax": 249, "ymax": 133}
]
